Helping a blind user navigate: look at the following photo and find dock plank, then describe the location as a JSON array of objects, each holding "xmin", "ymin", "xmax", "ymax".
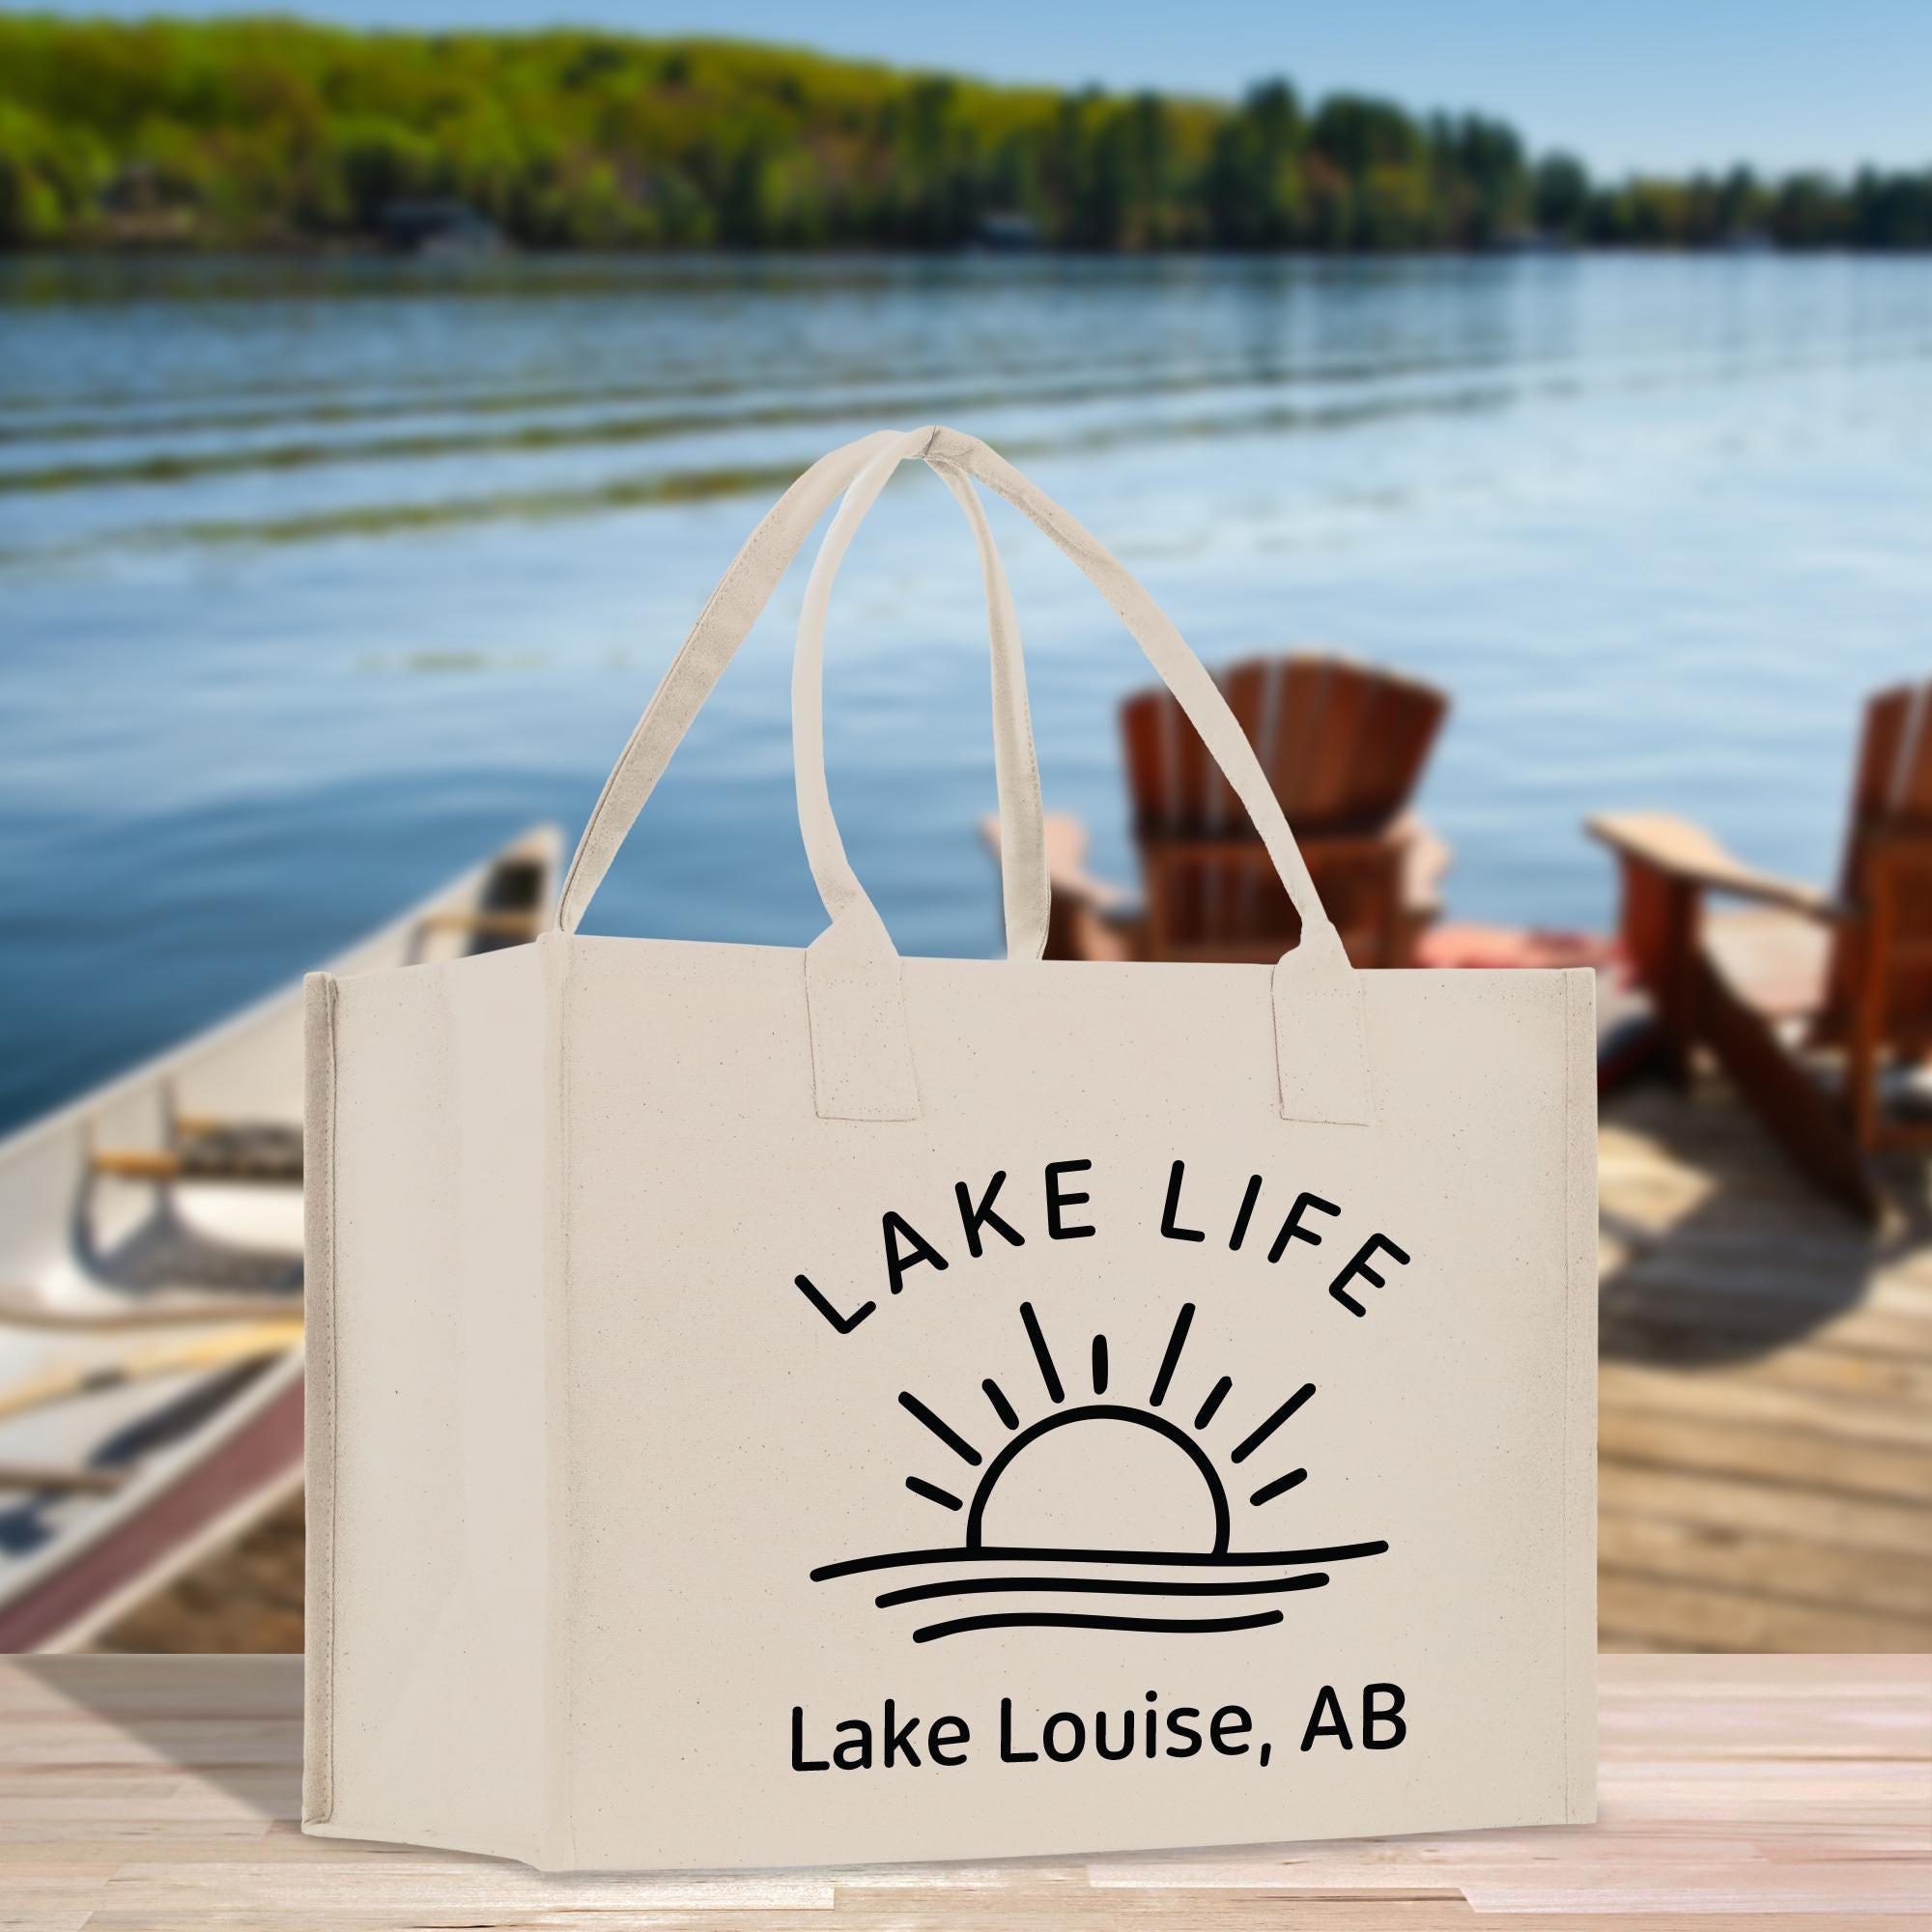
[{"xmin": 1597, "ymin": 1079, "xmax": 1932, "ymax": 1653}]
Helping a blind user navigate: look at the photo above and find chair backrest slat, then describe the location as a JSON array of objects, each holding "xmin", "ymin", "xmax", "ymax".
[
  {"xmin": 1890, "ymin": 685, "xmax": 1932, "ymax": 819},
  {"xmin": 1841, "ymin": 687, "xmax": 1913, "ymax": 892},
  {"xmin": 1350, "ymin": 676, "xmax": 1450, "ymax": 824},
  {"xmin": 1266, "ymin": 656, "xmax": 1333, "ymax": 826},
  {"xmin": 1298, "ymin": 662, "xmax": 1378, "ymax": 823},
  {"xmin": 1825, "ymin": 680, "xmax": 1932, "ymax": 1052}
]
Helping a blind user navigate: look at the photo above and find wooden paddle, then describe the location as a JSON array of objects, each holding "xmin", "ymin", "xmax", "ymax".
[
  {"xmin": 0, "ymin": 1321, "xmax": 302, "ymax": 1429},
  {"xmin": 0, "ymin": 1290, "xmax": 302, "ymax": 1332}
]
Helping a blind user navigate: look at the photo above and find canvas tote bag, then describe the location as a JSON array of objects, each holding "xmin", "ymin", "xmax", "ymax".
[{"xmin": 303, "ymin": 425, "xmax": 1597, "ymax": 1872}]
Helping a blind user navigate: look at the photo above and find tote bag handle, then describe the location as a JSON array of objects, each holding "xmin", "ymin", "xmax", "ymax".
[
  {"xmin": 556, "ymin": 426, "xmax": 1373, "ymax": 1132},
  {"xmin": 556, "ymin": 428, "xmax": 1050, "ymax": 957},
  {"xmin": 790, "ymin": 426, "xmax": 1370, "ymax": 1128}
]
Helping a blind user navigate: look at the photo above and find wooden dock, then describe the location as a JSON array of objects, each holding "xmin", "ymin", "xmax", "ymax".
[
  {"xmin": 96, "ymin": 1076, "xmax": 1932, "ymax": 1656},
  {"xmin": 1597, "ymin": 1077, "xmax": 1932, "ymax": 1652}
]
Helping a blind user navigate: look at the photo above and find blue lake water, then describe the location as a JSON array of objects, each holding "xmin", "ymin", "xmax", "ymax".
[{"xmin": 2, "ymin": 252, "xmax": 1928, "ymax": 1134}]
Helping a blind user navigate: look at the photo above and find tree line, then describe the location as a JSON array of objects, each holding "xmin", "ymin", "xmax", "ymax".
[{"xmin": 1, "ymin": 16, "xmax": 1926, "ymax": 252}]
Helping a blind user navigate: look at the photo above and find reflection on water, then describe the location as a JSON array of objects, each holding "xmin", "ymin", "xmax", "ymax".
[{"xmin": 2, "ymin": 253, "xmax": 1929, "ymax": 1131}]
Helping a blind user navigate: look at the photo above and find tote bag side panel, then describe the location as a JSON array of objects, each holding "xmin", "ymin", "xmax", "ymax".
[
  {"xmin": 302, "ymin": 944, "xmax": 552, "ymax": 1864},
  {"xmin": 1562, "ymin": 966, "xmax": 1600, "ymax": 1823}
]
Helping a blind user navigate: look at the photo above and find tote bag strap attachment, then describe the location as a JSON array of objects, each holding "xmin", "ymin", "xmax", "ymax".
[{"xmin": 795, "ymin": 426, "xmax": 1374, "ymax": 1131}]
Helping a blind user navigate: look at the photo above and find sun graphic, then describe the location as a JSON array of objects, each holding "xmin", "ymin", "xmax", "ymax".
[{"xmin": 810, "ymin": 1302, "xmax": 1388, "ymax": 1643}]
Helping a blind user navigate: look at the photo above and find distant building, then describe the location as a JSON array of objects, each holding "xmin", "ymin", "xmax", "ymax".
[
  {"xmin": 376, "ymin": 200, "xmax": 504, "ymax": 255},
  {"xmin": 974, "ymin": 210, "xmax": 1041, "ymax": 251},
  {"xmin": 99, "ymin": 160, "xmax": 198, "ymax": 245}
]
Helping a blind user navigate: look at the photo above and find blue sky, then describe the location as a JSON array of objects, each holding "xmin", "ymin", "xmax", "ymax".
[{"xmin": 21, "ymin": 1, "xmax": 1929, "ymax": 177}]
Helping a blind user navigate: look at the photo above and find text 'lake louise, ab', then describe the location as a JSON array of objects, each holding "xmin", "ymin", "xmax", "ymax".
[{"xmin": 790, "ymin": 1685, "xmax": 1408, "ymax": 1774}]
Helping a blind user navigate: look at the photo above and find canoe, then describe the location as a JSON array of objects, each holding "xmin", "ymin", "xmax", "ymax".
[{"xmin": 0, "ymin": 825, "xmax": 561, "ymax": 1651}]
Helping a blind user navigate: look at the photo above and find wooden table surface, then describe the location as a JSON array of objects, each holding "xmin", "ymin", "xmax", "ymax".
[{"xmin": 2, "ymin": 1654, "xmax": 1926, "ymax": 1929}]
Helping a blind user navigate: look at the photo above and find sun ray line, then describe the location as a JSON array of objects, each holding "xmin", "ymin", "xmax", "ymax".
[
  {"xmin": 1019, "ymin": 1300, "xmax": 1064, "ymax": 1404},
  {"xmin": 1092, "ymin": 1333, "xmax": 1109, "ymax": 1395},
  {"xmin": 981, "ymin": 1377, "xmax": 1020, "ymax": 1431},
  {"xmin": 897, "ymin": 1390, "xmax": 982, "ymax": 1465},
  {"xmin": 1148, "ymin": 1302, "xmax": 1195, "ymax": 1406},
  {"xmin": 1249, "ymin": 1467, "xmax": 1308, "ymax": 1507},
  {"xmin": 1193, "ymin": 1375, "xmax": 1233, "ymax": 1430},
  {"xmin": 1230, "ymin": 1381, "xmax": 1316, "ymax": 1463},
  {"xmin": 905, "ymin": 1475, "xmax": 964, "ymax": 1512}
]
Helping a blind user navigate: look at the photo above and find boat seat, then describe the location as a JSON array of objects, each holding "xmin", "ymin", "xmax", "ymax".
[
  {"xmin": 416, "ymin": 908, "xmax": 541, "ymax": 940},
  {"xmin": 91, "ymin": 1119, "xmax": 302, "ymax": 1187}
]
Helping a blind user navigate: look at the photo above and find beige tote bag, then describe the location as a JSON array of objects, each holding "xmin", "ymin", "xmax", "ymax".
[{"xmin": 303, "ymin": 426, "xmax": 1598, "ymax": 1872}]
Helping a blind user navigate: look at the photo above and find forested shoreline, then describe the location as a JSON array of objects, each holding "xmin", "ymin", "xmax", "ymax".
[{"xmin": 2, "ymin": 15, "xmax": 1927, "ymax": 253}]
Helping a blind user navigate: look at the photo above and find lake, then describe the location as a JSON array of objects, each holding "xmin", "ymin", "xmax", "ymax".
[{"xmin": 2, "ymin": 252, "xmax": 1928, "ymax": 1135}]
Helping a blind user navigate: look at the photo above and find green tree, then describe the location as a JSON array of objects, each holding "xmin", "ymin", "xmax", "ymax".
[
  {"xmin": 1204, "ymin": 79, "xmax": 1305, "ymax": 246},
  {"xmin": 0, "ymin": 15, "xmax": 1922, "ymax": 255},
  {"xmin": 1533, "ymin": 152, "xmax": 1591, "ymax": 239}
]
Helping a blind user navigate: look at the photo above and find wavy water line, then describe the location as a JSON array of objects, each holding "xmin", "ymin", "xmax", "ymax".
[
  {"xmin": 810, "ymin": 1540, "xmax": 1389, "ymax": 1582},
  {"xmin": 6, "ymin": 321, "xmax": 1925, "ymax": 486},
  {"xmin": 0, "ymin": 337, "xmax": 1233, "ymax": 440},
  {"xmin": 911, "ymin": 1608, "xmax": 1285, "ymax": 1641},
  {"xmin": 0, "ymin": 345, "xmax": 1543, "ymax": 489},
  {"xmin": 2, "ymin": 331, "xmax": 1925, "ymax": 567},
  {"xmin": 875, "ymin": 1571, "xmax": 1333, "ymax": 1606}
]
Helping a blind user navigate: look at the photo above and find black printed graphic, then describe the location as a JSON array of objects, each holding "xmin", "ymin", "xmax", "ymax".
[{"xmin": 811, "ymin": 1302, "xmax": 1388, "ymax": 1642}]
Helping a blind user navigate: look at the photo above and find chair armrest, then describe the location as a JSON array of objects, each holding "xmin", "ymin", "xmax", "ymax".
[
  {"xmin": 1586, "ymin": 812, "xmax": 1846, "ymax": 922},
  {"xmin": 980, "ymin": 812, "xmax": 1139, "ymax": 961},
  {"xmin": 980, "ymin": 812, "xmax": 1129, "ymax": 913},
  {"xmin": 1389, "ymin": 810, "xmax": 1452, "ymax": 915}
]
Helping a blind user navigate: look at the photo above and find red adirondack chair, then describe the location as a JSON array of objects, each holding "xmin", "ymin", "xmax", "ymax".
[
  {"xmin": 1590, "ymin": 679, "xmax": 1932, "ymax": 1219},
  {"xmin": 993, "ymin": 653, "xmax": 1451, "ymax": 969}
]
